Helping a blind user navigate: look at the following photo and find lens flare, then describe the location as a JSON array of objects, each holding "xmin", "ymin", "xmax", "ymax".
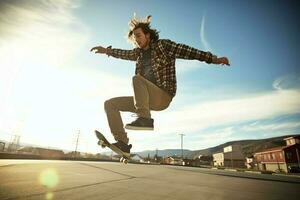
[
  {"xmin": 39, "ymin": 168, "xmax": 59, "ymax": 189},
  {"xmin": 46, "ymin": 192, "xmax": 54, "ymax": 200}
]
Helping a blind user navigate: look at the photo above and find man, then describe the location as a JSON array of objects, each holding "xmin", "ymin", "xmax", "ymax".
[{"xmin": 90, "ymin": 15, "xmax": 230, "ymax": 154}]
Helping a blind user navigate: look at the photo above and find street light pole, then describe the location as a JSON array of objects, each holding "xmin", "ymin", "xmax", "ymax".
[
  {"xmin": 179, "ymin": 134, "xmax": 185, "ymax": 159},
  {"xmin": 74, "ymin": 130, "xmax": 80, "ymax": 159}
]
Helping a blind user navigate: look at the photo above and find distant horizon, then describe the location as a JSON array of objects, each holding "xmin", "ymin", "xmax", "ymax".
[{"xmin": 2, "ymin": 133, "xmax": 299, "ymax": 154}]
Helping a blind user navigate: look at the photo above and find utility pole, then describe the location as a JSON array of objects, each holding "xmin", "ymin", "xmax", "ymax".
[
  {"xmin": 8, "ymin": 135, "xmax": 20, "ymax": 152},
  {"xmin": 74, "ymin": 130, "xmax": 80, "ymax": 159},
  {"xmin": 231, "ymin": 151, "xmax": 233, "ymax": 168},
  {"xmin": 179, "ymin": 134, "xmax": 185, "ymax": 159},
  {"xmin": 296, "ymin": 148, "xmax": 300, "ymax": 168},
  {"xmin": 155, "ymin": 148, "xmax": 158, "ymax": 162}
]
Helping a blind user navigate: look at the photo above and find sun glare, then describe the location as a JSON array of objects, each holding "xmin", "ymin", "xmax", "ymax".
[{"xmin": 39, "ymin": 168, "xmax": 59, "ymax": 188}]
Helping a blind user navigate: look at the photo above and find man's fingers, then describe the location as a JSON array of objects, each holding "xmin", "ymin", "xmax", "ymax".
[
  {"xmin": 226, "ymin": 59, "xmax": 230, "ymax": 66},
  {"xmin": 216, "ymin": 57, "xmax": 230, "ymax": 66},
  {"xmin": 222, "ymin": 57, "xmax": 230, "ymax": 66}
]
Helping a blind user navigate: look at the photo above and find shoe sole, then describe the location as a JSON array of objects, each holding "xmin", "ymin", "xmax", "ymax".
[
  {"xmin": 125, "ymin": 125, "xmax": 154, "ymax": 131},
  {"xmin": 110, "ymin": 144, "xmax": 131, "ymax": 158}
]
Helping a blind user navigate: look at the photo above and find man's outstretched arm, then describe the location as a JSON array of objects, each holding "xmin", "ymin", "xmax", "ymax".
[
  {"xmin": 90, "ymin": 45, "xmax": 139, "ymax": 61},
  {"xmin": 159, "ymin": 40, "xmax": 230, "ymax": 66}
]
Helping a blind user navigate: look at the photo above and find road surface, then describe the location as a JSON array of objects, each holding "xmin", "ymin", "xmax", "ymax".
[{"xmin": 1, "ymin": 159, "xmax": 299, "ymax": 200}]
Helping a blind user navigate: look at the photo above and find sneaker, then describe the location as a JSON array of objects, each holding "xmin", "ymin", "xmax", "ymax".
[
  {"xmin": 111, "ymin": 141, "xmax": 132, "ymax": 154},
  {"xmin": 125, "ymin": 117, "xmax": 154, "ymax": 130}
]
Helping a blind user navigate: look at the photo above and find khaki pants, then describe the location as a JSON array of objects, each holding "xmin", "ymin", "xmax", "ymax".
[{"xmin": 104, "ymin": 74, "xmax": 172, "ymax": 144}]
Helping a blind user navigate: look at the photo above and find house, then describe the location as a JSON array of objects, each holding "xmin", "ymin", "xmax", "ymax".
[
  {"xmin": 213, "ymin": 145, "xmax": 246, "ymax": 168},
  {"xmin": 182, "ymin": 158, "xmax": 195, "ymax": 166},
  {"xmin": 190, "ymin": 155, "xmax": 213, "ymax": 167},
  {"xmin": 254, "ymin": 136, "xmax": 300, "ymax": 173},
  {"xmin": 164, "ymin": 156, "xmax": 183, "ymax": 165},
  {"xmin": 131, "ymin": 154, "xmax": 145, "ymax": 163},
  {"xmin": 213, "ymin": 152, "xmax": 224, "ymax": 167}
]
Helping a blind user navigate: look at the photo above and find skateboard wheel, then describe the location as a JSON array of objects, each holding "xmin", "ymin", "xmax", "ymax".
[{"xmin": 120, "ymin": 157, "xmax": 128, "ymax": 164}]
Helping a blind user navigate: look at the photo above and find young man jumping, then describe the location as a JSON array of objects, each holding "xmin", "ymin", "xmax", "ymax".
[{"xmin": 90, "ymin": 15, "xmax": 230, "ymax": 154}]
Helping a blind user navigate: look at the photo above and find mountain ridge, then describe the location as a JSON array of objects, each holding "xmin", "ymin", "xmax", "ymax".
[{"xmin": 133, "ymin": 134, "xmax": 299, "ymax": 159}]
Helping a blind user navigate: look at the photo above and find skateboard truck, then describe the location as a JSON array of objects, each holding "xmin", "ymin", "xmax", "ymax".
[{"xmin": 95, "ymin": 130, "xmax": 131, "ymax": 164}]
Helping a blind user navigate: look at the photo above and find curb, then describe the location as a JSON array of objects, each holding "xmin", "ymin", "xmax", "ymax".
[
  {"xmin": 245, "ymin": 170, "xmax": 262, "ymax": 174},
  {"xmin": 224, "ymin": 169, "xmax": 237, "ymax": 172},
  {"xmin": 272, "ymin": 173, "xmax": 300, "ymax": 178}
]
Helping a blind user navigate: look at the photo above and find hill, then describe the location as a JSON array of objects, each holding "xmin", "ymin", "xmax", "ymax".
[{"xmin": 133, "ymin": 134, "xmax": 299, "ymax": 159}]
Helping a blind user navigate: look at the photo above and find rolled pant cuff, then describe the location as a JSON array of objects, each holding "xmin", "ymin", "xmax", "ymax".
[{"xmin": 113, "ymin": 134, "xmax": 129, "ymax": 144}]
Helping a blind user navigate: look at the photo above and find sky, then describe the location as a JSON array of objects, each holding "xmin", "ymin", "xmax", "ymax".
[{"xmin": 0, "ymin": 0, "xmax": 300, "ymax": 154}]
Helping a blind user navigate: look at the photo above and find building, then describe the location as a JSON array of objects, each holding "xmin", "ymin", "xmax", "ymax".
[
  {"xmin": 213, "ymin": 152, "xmax": 224, "ymax": 167},
  {"xmin": 164, "ymin": 156, "xmax": 183, "ymax": 165},
  {"xmin": 131, "ymin": 154, "xmax": 145, "ymax": 163},
  {"xmin": 245, "ymin": 156, "xmax": 254, "ymax": 169},
  {"xmin": 190, "ymin": 155, "xmax": 213, "ymax": 167},
  {"xmin": 0, "ymin": 142, "xmax": 5, "ymax": 151},
  {"xmin": 213, "ymin": 145, "xmax": 246, "ymax": 168},
  {"xmin": 285, "ymin": 136, "xmax": 300, "ymax": 146},
  {"xmin": 17, "ymin": 147, "xmax": 65, "ymax": 159},
  {"xmin": 254, "ymin": 136, "xmax": 300, "ymax": 173}
]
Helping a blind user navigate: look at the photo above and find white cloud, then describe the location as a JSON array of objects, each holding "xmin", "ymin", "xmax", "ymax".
[
  {"xmin": 241, "ymin": 121, "xmax": 300, "ymax": 132},
  {"xmin": 157, "ymin": 88, "xmax": 300, "ymax": 135},
  {"xmin": 200, "ymin": 13, "xmax": 212, "ymax": 52},
  {"xmin": 189, "ymin": 127, "xmax": 235, "ymax": 149},
  {"xmin": 0, "ymin": 0, "xmax": 89, "ymax": 65},
  {"xmin": 176, "ymin": 59, "xmax": 207, "ymax": 73},
  {"xmin": 273, "ymin": 74, "xmax": 300, "ymax": 90}
]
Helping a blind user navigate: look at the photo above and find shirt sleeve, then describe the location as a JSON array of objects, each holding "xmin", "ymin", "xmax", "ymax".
[
  {"xmin": 107, "ymin": 46, "xmax": 139, "ymax": 61},
  {"xmin": 159, "ymin": 39, "xmax": 217, "ymax": 64}
]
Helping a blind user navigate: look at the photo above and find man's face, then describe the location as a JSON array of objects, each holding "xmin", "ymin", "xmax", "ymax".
[{"xmin": 133, "ymin": 28, "xmax": 150, "ymax": 50}]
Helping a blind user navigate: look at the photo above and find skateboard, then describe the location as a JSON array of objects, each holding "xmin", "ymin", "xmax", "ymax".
[{"xmin": 94, "ymin": 130, "xmax": 131, "ymax": 164}]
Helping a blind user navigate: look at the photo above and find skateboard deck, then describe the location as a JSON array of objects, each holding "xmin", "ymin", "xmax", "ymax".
[{"xmin": 94, "ymin": 130, "xmax": 131, "ymax": 164}]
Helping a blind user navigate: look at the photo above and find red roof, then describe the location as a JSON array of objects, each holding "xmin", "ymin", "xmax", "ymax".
[
  {"xmin": 284, "ymin": 135, "xmax": 300, "ymax": 140},
  {"xmin": 254, "ymin": 143, "xmax": 300, "ymax": 155}
]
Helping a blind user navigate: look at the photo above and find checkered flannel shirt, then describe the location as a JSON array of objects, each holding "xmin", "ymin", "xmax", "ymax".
[{"xmin": 107, "ymin": 39, "xmax": 217, "ymax": 97}]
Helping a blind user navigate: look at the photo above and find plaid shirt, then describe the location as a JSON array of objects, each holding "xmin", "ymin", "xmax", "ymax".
[{"xmin": 107, "ymin": 39, "xmax": 216, "ymax": 97}]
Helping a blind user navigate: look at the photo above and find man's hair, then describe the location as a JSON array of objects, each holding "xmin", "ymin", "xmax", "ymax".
[{"xmin": 127, "ymin": 15, "xmax": 159, "ymax": 44}]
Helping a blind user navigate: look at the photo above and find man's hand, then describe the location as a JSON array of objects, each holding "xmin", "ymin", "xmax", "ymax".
[
  {"xmin": 216, "ymin": 57, "xmax": 230, "ymax": 66},
  {"xmin": 90, "ymin": 46, "xmax": 108, "ymax": 54}
]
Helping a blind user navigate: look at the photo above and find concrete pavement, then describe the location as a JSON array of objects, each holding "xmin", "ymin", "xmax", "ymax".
[{"xmin": 0, "ymin": 159, "xmax": 299, "ymax": 200}]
